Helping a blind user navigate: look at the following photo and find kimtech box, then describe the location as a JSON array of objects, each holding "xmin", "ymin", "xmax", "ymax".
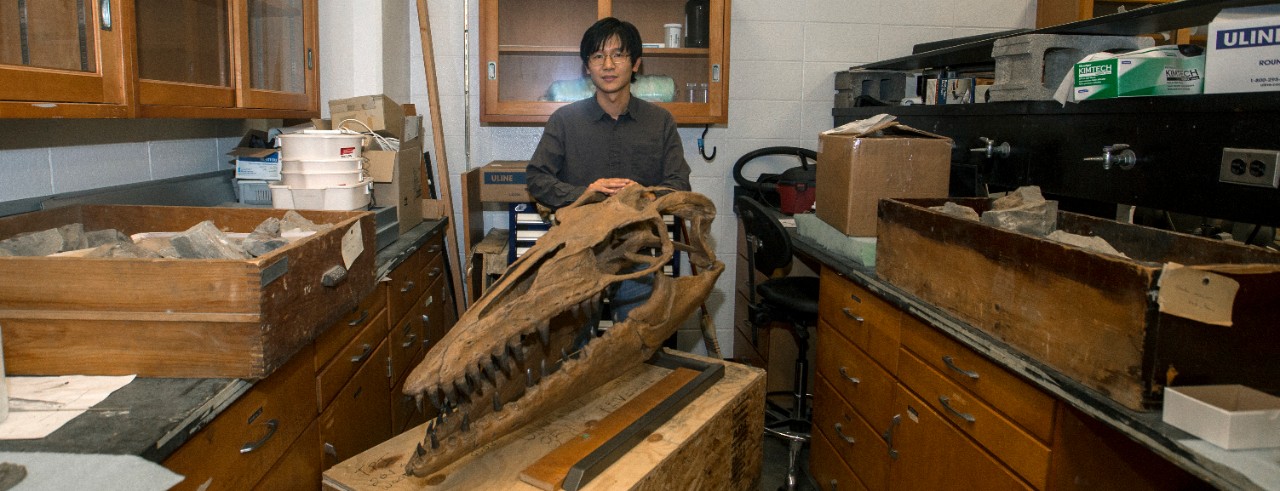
[
  {"xmin": 1205, "ymin": 5, "xmax": 1280, "ymax": 94},
  {"xmin": 1072, "ymin": 45, "xmax": 1205, "ymax": 101}
]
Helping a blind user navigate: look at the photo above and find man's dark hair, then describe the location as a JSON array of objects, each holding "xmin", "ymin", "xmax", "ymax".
[{"xmin": 580, "ymin": 17, "xmax": 643, "ymax": 80}]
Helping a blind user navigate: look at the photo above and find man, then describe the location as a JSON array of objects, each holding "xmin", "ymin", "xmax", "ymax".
[{"xmin": 526, "ymin": 17, "xmax": 691, "ymax": 327}]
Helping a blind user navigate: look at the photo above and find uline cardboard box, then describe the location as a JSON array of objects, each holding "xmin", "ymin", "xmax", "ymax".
[
  {"xmin": 367, "ymin": 117, "xmax": 425, "ymax": 235},
  {"xmin": 480, "ymin": 161, "xmax": 534, "ymax": 203},
  {"xmin": 330, "ymin": 94, "xmax": 406, "ymax": 139},
  {"xmin": 1205, "ymin": 5, "xmax": 1280, "ymax": 94},
  {"xmin": 815, "ymin": 120, "xmax": 951, "ymax": 237},
  {"xmin": 1072, "ymin": 45, "xmax": 1205, "ymax": 101}
]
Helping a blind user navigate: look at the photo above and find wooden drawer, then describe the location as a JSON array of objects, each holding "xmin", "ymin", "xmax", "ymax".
[
  {"xmin": 320, "ymin": 339, "xmax": 393, "ymax": 470},
  {"xmin": 388, "ymin": 292, "xmax": 427, "ymax": 386},
  {"xmin": 421, "ymin": 273, "xmax": 451, "ymax": 351},
  {"xmin": 252, "ymin": 418, "xmax": 321, "ymax": 491},
  {"xmin": 314, "ymin": 288, "xmax": 387, "ymax": 370},
  {"xmin": 818, "ymin": 268, "xmax": 900, "ymax": 372},
  {"xmin": 385, "ymin": 244, "xmax": 431, "ymax": 323},
  {"xmin": 900, "ymin": 314, "xmax": 1056, "ymax": 443},
  {"xmin": 898, "ymin": 349, "xmax": 1051, "ymax": 489},
  {"xmin": 164, "ymin": 345, "xmax": 318, "ymax": 490},
  {"xmin": 809, "ymin": 429, "xmax": 869, "ymax": 491},
  {"xmin": 813, "ymin": 374, "xmax": 889, "ymax": 491},
  {"xmin": 816, "ymin": 320, "xmax": 895, "ymax": 434},
  {"xmin": 316, "ymin": 307, "xmax": 388, "ymax": 412},
  {"xmin": 392, "ymin": 362, "xmax": 435, "ymax": 435},
  {"xmin": 890, "ymin": 383, "xmax": 1033, "ymax": 491}
]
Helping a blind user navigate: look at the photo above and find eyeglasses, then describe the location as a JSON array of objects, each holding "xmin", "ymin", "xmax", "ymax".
[{"xmin": 588, "ymin": 51, "xmax": 630, "ymax": 66}]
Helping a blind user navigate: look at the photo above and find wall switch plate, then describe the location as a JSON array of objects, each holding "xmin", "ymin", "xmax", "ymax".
[{"xmin": 1220, "ymin": 148, "xmax": 1280, "ymax": 188}]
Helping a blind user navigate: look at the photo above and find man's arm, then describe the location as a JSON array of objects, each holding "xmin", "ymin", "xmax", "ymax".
[
  {"xmin": 526, "ymin": 114, "xmax": 587, "ymax": 208},
  {"xmin": 658, "ymin": 114, "xmax": 692, "ymax": 191}
]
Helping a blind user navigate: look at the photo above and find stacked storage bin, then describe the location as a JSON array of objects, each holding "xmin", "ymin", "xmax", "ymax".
[{"xmin": 270, "ymin": 130, "xmax": 374, "ymax": 210}]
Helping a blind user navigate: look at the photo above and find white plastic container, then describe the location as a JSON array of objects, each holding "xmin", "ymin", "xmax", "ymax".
[
  {"xmin": 280, "ymin": 158, "xmax": 365, "ymax": 173},
  {"xmin": 279, "ymin": 169, "xmax": 366, "ymax": 188},
  {"xmin": 664, "ymin": 23, "xmax": 682, "ymax": 48},
  {"xmin": 269, "ymin": 178, "xmax": 372, "ymax": 211},
  {"xmin": 277, "ymin": 130, "xmax": 366, "ymax": 161}
]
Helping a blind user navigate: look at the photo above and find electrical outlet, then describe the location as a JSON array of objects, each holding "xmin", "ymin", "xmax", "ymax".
[{"xmin": 1219, "ymin": 148, "xmax": 1280, "ymax": 188}]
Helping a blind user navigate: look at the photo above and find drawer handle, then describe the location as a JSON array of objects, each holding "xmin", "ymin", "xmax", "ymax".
[
  {"xmin": 829, "ymin": 479, "xmax": 838, "ymax": 490},
  {"xmin": 942, "ymin": 355, "xmax": 980, "ymax": 380},
  {"xmin": 849, "ymin": 293, "xmax": 862, "ymax": 303},
  {"xmin": 422, "ymin": 314, "xmax": 431, "ymax": 326},
  {"xmin": 321, "ymin": 265, "xmax": 348, "ymax": 287},
  {"xmin": 883, "ymin": 414, "xmax": 901, "ymax": 460},
  {"xmin": 401, "ymin": 280, "xmax": 417, "ymax": 293},
  {"xmin": 427, "ymin": 267, "xmax": 441, "ymax": 279},
  {"xmin": 833, "ymin": 423, "xmax": 856, "ymax": 444},
  {"xmin": 351, "ymin": 343, "xmax": 373, "ymax": 364},
  {"xmin": 240, "ymin": 418, "xmax": 279, "ymax": 454},
  {"xmin": 840, "ymin": 308, "xmax": 864, "ymax": 323},
  {"xmin": 423, "ymin": 295, "xmax": 434, "ymax": 308},
  {"xmin": 427, "ymin": 244, "xmax": 442, "ymax": 253},
  {"xmin": 838, "ymin": 367, "xmax": 861, "ymax": 385},
  {"xmin": 402, "ymin": 333, "xmax": 418, "ymax": 349},
  {"xmin": 347, "ymin": 309, "xmax": 369, "ymax": 327},
  {"xmin": 939, "ymin": 395, "xmax": 976, "ymax": 423}
]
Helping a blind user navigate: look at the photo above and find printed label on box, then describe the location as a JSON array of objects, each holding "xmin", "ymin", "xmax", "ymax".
[{"xmin": 484, "ymin": 171, "xmax": 527, "ymax": 186}]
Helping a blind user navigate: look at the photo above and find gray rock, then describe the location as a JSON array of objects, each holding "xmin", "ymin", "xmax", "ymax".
[
  {"xmin": 170, "ymin": 221, "xmax": 250, "ymax": 259},
  {"xmin": 252, "ymin": 217, "xmax": 283, "ymax": 238},
  {"xmin": 85, "ymin": 228, "xmax": 132, "ymax": 248},
  {"xmin": 83, "ymin": 242, "xmax": 163, "ymax": 259},
  {"xmin": 0, "ymin": 228, "xmax": 64, "ymax": 256},
  {"xmin": 990, "ymin": 185, "xmax": 1045, "ymax": 211},
  {"xmin": 981, "ymin": 199, "xmax": 1059, "ymax": 237},
  {"xmin": 930, "ymin": 202, "xmax": 981, "ymax": 221},
  {"xmin": 58, "ymin": 223, "xmax": 88, "ymax": 251},
  {"xmin": 281, "ymin": 210, "xmax": 330, "ymax": 233},
  {"xmin": 1048, "ymin": 230, "xmax": 1128, "ymax": 258},
  {"xmin": 243, "ymin": 238, "xmax": 289, "ymax": 257}
]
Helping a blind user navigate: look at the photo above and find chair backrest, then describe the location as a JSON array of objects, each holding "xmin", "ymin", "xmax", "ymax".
[{"xmin": 735, "ymin": 195, "xmax": 792, "ymax": 276}]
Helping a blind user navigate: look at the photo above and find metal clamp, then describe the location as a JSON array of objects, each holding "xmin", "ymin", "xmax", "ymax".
[
  {"xmin": 969, "ymin": 137, "xmax": 1010, "ymax": 159},
  {"xmin": 1084, "ymin": 143, "xmax": 1137, "ymax": 170}
]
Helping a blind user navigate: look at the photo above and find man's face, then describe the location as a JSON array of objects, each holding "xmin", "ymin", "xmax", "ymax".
[{"xmin": 586, "ymin": 35, "xmax": 640, "ymax": 96}]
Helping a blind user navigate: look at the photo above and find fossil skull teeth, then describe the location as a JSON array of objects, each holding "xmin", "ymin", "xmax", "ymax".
[{"xmin": 401, "ymin": 186, "xmax": 723, "ymax": 478}]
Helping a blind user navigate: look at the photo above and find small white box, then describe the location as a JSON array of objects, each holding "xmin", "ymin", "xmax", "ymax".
[
  {"xmin": 1205, "ymin": 5, "xmax": 1280, "ymax": 94},
  {"xmin": 1163, "ymin": 385, "xmax": 1280, "ymax": 450}
]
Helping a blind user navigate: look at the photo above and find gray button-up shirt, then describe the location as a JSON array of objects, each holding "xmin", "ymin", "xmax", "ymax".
[{"xmin": 526, "ymin": 96, "xmax": 691, "ymax": 208}]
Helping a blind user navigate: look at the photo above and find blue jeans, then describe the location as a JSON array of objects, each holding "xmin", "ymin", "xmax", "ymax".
[{"xmin": 573, "ymin": 268, "xmax": 655, "ymax": 350}]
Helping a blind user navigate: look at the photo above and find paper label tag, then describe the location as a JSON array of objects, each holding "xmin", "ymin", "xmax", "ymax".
[
  {"xmin": 1157, "ymin": 262, "xmax": 1239, "ymax": 326},
  {"xmin": 341, "ymin": 224, "xmax": 363, "ymax": 269}
]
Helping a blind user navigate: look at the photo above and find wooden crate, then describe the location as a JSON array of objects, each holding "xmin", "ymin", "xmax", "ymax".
[
  {"xmin": 0, "ymin": 205, "xmax": 376, "ymax": 379},
  {"xmin": 877, "ymin": 198, "xmax": 1280, "ymax": 410}
]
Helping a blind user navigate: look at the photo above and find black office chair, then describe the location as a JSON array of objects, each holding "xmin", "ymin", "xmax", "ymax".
[{"xmin": 735, "ymin": 195, "xmax": 820, "ymax": 491}]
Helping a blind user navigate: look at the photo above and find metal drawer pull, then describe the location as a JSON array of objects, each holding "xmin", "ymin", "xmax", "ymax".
[
  {"xmin": 427, "ymin": 244, "xmax": 442, "ymax": 253},
  {"xmin": 350, "ymin": 343, "xmax": 373, "ymax": 364},
  {"xmin": 840, "ymin": 308, "xmax": 864, "ymax": 323},
  {"xmin": 422, "ymin": 314, "xmax": 431, "ymax": 326},
  {"xmin": 321, "ymin": 265, "xmax": 348, "ymax": 287},
  {"xmin": 883, "ymin": 414, "xmax": 901, "ymax": 459},
  {"xmin": 402, "ymin": 333, "xmax": 418, "ymax": 349},
  {"xmin": 427, "ymin": 267, "xmax": 441, "ymax": 279},
  {"xmin": 240, "ymin": 417, "xmax": 279, "ymax": 454},
  {"xmin": 401, "ymin": 280, "xmax": 416, "ymax": 293},
  {"xmin": 849, "ymin": 293, "xmax": 862, "ymax": 303},
  {"xmin": 942, "ymin": 355, "xmax": 980, "ymax": 380},
  {"xmin": 838, "ymin": 367, "xmax": 861, "ymax": 385},
  {"xmin": 939, "ymin": 395, "xmax": 976, "ymax": 423},
  {"xmin": 829, "ymin": 479, "xmax": 838, "ymax": 490},
  {"xmin": 347, "ymin": 309, "xmax": 369, "ymax": 326},
  {"xmin": 833, "ymin": 423, "xmax": 856, "ymax": 444}
]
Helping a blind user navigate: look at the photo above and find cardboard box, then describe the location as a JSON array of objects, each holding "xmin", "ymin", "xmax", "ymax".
[
  {"xmin": 368, "ymin": 137, "xmax": 423, "ymax": 235},
  {"xmin": 1163, "ymin": 385, "xmax": 1280, "ymax": 450},
  {"xmin": 815, "ymin": 122, "xmax": 951, "ymax": 237},
  {"xmin": 1205, "ymin": 5, "xmax": 1280, "ymax": 94},
  {"xmin": 1072, "ymin": 45, "xmax": 1205, "ymax": 101},
  {"xmin": 330, "ymin": 94, "xmax": 406, "ymax": 139},
  {"xmin": 227, "ymin": 129, "xmax": 281, "ymax": 181},
  {"xmin": 480, "ymin": 160, "xmax": 534, "ymax": 203},
  {"xmin": 877, "ymin": 197, "xmax": 1280, "ymax": 410}
]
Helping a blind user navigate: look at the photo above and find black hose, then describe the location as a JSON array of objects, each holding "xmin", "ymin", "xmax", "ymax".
[{"xmin": 731, "ymin": 146, "xmax": 817, "ymax": 194}]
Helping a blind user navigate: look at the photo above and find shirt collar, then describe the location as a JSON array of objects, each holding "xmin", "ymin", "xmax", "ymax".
[{"xmin": 587, "ymin": 95, "xmax": 642, "ymax": 122}]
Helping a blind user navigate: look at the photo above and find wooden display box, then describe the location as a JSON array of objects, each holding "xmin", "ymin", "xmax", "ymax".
[
  {"xmin": 0, "ymin": 205, "xmax": 376, "ymax": 379},
  {"xmin": 876, "ymin": 198, "xmax": 1280, "ymax": 410}
]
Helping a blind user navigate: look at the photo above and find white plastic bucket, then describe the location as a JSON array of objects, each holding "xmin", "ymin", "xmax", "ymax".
[
  {"xmin": 277, "ymin": 130, "xmax": 366, "ymax": 160},
  {"xmin": 280, "ymin": 158, "xmax": 364, "ymax": 173},
  {"xmin": 269, "ymin": 178, "xmax": 372, "ymax": 211},
  {"xmin": 279, "ymin": 169, "xmax": 365, "ymax": 188}
]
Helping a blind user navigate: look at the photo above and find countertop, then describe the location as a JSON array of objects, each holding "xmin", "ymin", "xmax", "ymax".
[
  {"xmin": 0, "ymin": 218, "xmax": 448, "ymax": 463},
  {"xmin": 791, "ymin": 232, "xmax": 1280, "ymax": 491}
]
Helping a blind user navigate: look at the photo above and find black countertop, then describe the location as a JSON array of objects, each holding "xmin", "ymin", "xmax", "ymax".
[
  {"xmin": 791, "ymin": 232, "xmax": 1280, "ymax": 491},
  {"xmin": 0, "ymin": 219, "xmax": 448, "ymax": 462}
]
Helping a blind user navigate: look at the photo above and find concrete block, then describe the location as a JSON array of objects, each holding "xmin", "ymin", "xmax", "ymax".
[
  {"xmin": 988, "ymin": 34, "xmax": 1154, "ymax": 102},
  {"xmin": 835, "ymin": 69, "xmax": 911, "ymax": 106}
]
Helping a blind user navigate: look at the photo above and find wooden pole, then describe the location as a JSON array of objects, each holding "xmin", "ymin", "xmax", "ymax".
[{"xmin": 416, "ymin": 0, "xmax": 468, "ymax": 314}]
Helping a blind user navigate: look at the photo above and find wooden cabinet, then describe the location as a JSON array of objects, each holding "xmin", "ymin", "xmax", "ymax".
[
  {"xmin": 0, "ymin": 0, "xmax": 319, "ymax": 118},
  {"xmin": 810, "ymin": 267, "xmax": 1207, "ymax": 490},
  {"xmin": 479, "ymin": 0, "xmax": 731, "ymax": 124}
]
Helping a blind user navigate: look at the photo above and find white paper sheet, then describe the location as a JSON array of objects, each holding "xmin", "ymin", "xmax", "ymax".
[{"xmin": 0, "ymin": 375, "xmax": 135, "ymax": 440}]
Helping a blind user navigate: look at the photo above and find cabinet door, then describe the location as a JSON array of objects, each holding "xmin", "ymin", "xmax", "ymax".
[
  {"xmin": 0, "ymin": 0, "xmax": 130, "ymax": 117},
  {"xmin": 135, "ymin": 0, "xmax": 236, "ymax": 109},
  {"xmin": 235, "ymin": 0, "xmax": 318, "ymax": 111},
  {"xmin": 479, "ymin": 0, "xmax": 729, "ymax": 124}
]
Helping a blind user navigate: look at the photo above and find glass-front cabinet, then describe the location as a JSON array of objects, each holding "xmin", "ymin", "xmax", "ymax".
[
  {"xmin": 0, "ymin": 0, "xmax": 130, "ymax": 117},
  {"xmin": 480, "ymin": 0, "xmax": 731, "ymax": 124}
]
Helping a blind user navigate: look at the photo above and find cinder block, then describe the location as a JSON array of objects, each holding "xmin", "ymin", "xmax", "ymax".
[
  {"xmin": 988, "ymin": 34, "xmax": 1153, "ymax": 102},
  {"xmin": 834, "ymin": 69, "xmax": 911, "ymax": 107}
]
